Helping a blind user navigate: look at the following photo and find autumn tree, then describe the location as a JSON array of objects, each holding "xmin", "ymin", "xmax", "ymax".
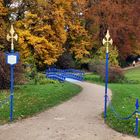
[
  {"xmin": 86, "ymin": 0, "xmax": 140, "ymax": 64},
  {"xmin": 95, "ymin": 45, "xmax": 119, "ymax": 66},
  {"xmin": 8, "ymin": 0, "xmax": 92, "ymax": 69},
  {"xmin": 0, "ymin": 0, "xmax": 8, "ymax": 50},
  {"xmin": 61, "ymin": 0, "xmax": 92, "ymax": 60},
  {"xmin": 14, "ymin": 0, "xmax": 66, "ymax": 68}
]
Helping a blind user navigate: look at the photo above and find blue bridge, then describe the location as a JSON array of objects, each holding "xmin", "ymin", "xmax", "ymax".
[{"xmin": 46, "ymin": 68, "xmax": 84, "ymax": 82}]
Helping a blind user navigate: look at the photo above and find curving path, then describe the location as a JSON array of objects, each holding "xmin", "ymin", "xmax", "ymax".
[
  {"xmin": 123, "ymin": 63, "xmax": 140, "ymax": 71},
  {"xmin": 0, "ymin": 82, "xmax": 138, "ymax": 140}
]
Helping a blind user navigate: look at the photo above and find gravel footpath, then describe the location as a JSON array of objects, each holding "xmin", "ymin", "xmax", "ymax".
[
  {"xmin": 0, "ymin": 82, "xmax": 138, "ymax": 140},
  {"xmin": 123, "ymin": 63, "xmax": 140, "ymax": 71}
]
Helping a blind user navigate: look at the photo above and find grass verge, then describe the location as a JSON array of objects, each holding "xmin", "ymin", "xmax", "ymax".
[
  {"xmin": 0, "ymin": 82, "xmax": 81, "ymax": 124},
  {"xmin": 85, "ymin": 66, "xmax": 140, "ymax": 137}
]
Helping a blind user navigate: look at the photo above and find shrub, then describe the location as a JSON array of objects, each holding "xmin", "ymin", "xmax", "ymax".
[
  {"xmin": 39, "ymin": 78, "xmax": 59, "ymax": 85},
  {"xmin": 0, "ymin": 52, "xmax": 9, "ymax": 89},
  {"xmin": 88, "ymin": 59, "xmax": 105, "ymax": 74},
  {"xmin": 88, "ymin": 59, "xmax": 125, "ymax": 83},
  {"xmin": 28, "ymin": 73, "xmax": 59, "ymax": 85},
  {"xmin": 38, "ymin": 73, "xmax": 59, "ymax": 84},
  {"xmin": 14, "ymin": 62, "xmax": 26, "ymax": 85},
  {"xmin": 0, "ymin": 51, "xmax": 25, "ymax": 89},
  {"xmin": 100, "ymin": 67, "xmax": 125, "ymax": 83}
]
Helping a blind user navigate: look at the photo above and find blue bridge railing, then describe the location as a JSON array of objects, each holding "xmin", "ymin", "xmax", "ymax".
[
  {"xmin": 46, "ymin": 68, "xmax": 84, "ymax": 82},
  {"xmin": 47, "ymin": 73, "xmax": 65, "ymax": 82}
]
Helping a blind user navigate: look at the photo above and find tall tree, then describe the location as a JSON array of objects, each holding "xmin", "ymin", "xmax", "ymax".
[
  {"xmin": 63, "ymin": 0, "xmax": 92, "ymax": 60},
  {"xmin": 15, "ymin": 0, "xmax": 67, "ymax": 68}
]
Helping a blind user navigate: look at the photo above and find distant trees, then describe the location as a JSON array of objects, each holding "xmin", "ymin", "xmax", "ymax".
[
  {"xmin": 86, "ymin": 0, "xmax": 140, "ymax": 65},
  {"xmin": 0, "ymin": 0, "xmax": 140, "ymax": 68}
]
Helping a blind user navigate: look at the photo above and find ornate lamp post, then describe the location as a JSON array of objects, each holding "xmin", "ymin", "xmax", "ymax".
[
  {"xmin": 102, "ymin": 30, "xmax": 113, "ymax": 120},
  {"xmin": 7, "ymin": 24, "xmax": 18, "ymax": 52},
  {"xmin": 6, "ymin": 24, "xmax": 19, "ymax": 121}
]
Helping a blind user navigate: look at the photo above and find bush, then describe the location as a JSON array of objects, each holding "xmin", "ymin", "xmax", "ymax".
[
  {"xmin": 88, "ymin": 59, "xmax": 105, "ymax": 74},
  {"xmin": 0, "ymin": 51, "xmax": 25, "ymax": 89},
  {"xmin": 27, "ymin": 73, "xmax": 59, "ymax": 85},
  {"xmin": 37, "ymin": 73, "xmax": 59, "ymax": 84},
  {"xmin": 0, "ymin": 52, "xmax": 9, "ymax": 89},
  {"xmin": 100, "ymin": 67, "xmax": 125, "ymax": 83},
  {"xmin": 88, "ymin": 59, "xmax": 125, "ymax": 83},
  {"xmin": 39, "ymin": 78, "xmax": 59, "ymax": 85}
]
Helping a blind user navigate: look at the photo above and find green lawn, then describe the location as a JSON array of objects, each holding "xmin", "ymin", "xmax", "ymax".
[
  {"xmin": 0, "ymin": 82, "xmax": 81, "ymax": 124},
  {"xmin": 84, "ymin": 73, "xmax": 101, "ymax": 83},
  {"xmin": 125, "ymin": 67, "xmax": 140, "ymax": 83},
  {"xmin": 85, "ymin": 66, "xmax": 140, "ymax": 136}
]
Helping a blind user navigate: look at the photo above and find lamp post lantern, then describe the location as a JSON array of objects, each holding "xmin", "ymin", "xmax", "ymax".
[
  {"xmin": 6, "ymin": 24, "xmax": 19, "ymax": 121},
  {"xmin": 102, "ymin": 30, "xmax": 113, "ymax": 120}
]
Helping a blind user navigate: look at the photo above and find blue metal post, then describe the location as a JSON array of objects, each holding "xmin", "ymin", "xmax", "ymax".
[
  {"xmin": 135, "ymin": 98, "xmax": 139, "ymax": 136},
  {"xmin": 104, "ymin": 52, "xmax": 109, "ymax": 119},
  {"xmin": 10, "ymin": 63, "xmax": 14, "ymax": 122},
  {"xmin": 6, "ymin": 24, "xmax": 18, "ymax": 122}
]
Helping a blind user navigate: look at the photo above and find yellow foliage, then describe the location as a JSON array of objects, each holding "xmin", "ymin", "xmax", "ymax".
[
  {"xmin": 67, "ymin": 21, "xmax": 92, "ymax": 60},
  {"xmin": 96, "ymin": 45, "xmax": 119, "ymax": 66},
  {"xmin": 0, "ymin": 0, "xmax": 7, "ymax": 16},
  {"xmin": 0, "ymin": 0, "xmax": 8, "ymax": 50},
  {"xmin": 16, "ymin": 9, "xmax": 65, "ymax": 67},
  {"xmin": 15, "ymin": 0, "xmax": 92, "ymax": 68}
]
